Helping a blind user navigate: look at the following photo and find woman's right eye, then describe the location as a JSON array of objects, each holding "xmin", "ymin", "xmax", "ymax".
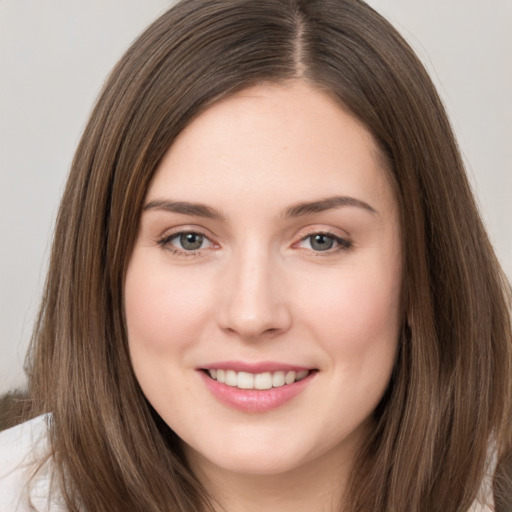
[{"xmin": 158, "ymin": 231, "xmax": 214, "ymax": 254}]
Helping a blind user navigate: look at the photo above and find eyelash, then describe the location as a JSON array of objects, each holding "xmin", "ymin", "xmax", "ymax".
[
  {"xmin": 156, "ymin": 230, "xmax": 352, "ymax": 257},
  {"xmin": 295, "ymin": 231, "xmax": 352, "ymax": 255}
]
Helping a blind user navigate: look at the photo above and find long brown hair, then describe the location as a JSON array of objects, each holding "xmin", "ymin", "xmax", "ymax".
[{"xmin": 21, "ymin": 0, "xmax": 511, "ymax": 510}]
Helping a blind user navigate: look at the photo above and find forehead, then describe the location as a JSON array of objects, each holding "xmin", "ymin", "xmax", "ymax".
[{"xmin": 147, "ymin": 81, "xmax": 395, "ymax": 217}]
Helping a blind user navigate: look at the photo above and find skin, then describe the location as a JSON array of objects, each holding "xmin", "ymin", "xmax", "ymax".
[{"xmin": 125, "ymin": 81, "xmax": 403, "ymax": 512}]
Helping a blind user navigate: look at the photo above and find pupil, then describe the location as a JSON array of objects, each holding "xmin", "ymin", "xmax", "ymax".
[
  {"xmin": 311, "ymin": 234, "xmax": 334, "ymax": 251},
  {"xmin": 180, "ymin": 233, "xmax": 203, "ymax": 250}
]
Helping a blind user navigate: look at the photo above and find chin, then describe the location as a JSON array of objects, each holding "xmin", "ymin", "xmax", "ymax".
[{"xmin": 183, "ymin": 435, "xmax": 315, "ymax": 477}]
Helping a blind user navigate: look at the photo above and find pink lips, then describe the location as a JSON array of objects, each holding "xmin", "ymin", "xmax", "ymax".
[{"xmin": 198, "ymin": 361, "xmax": 316, "ymax": 413}]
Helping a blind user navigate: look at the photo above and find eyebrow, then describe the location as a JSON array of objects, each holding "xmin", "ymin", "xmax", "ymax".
[
  {"xmin": 143, "ymin": 200, "xmax": 225, "ymax": 220},
  {"xmin": 283, "ymin": 196, "xmax": 377, "ymax": 218},
  {"xmin": 143, "ymin": 195, "xmax": 377, "ymax": 221}
]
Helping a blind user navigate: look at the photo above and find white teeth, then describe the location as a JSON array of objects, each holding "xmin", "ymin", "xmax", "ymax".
[
  {"xmin": 206, "ymin": 368, "xmax": 311, "ymax": 390},
  {"xmin": 254, "ymin": 372, "xmax": 272, "ymax": 390},
  {"xmin": 285, "ymin": 371, "xmax": 296, "ymax": 385},
  {"xmin": 225, "ymin": 370, "xmax": 237, "ymax": 386},
  {"xmin": 296, "ymin": 370, "xmax": 309, "ymax": 381},
  {"xmin": 272, "ymin": 371, "xmax": 285, "ymax": 387},
  {"xmin": 237, "ymin": 371, "xmax": 254, "ymax": 389}
]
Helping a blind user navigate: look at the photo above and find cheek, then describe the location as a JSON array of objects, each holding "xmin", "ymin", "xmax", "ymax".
[
  {"xmin": 296, "ymin": 259, "xmax": 402, "ymax": 367},
  {"xmin": 124, "ymin": 254, "xmax": 213, "ymax": 353}
]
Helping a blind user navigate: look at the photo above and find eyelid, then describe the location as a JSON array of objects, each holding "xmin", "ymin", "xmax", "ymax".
[{"xmin": 293, "ymin": 224, "xmax": 350, "ymax": 242}]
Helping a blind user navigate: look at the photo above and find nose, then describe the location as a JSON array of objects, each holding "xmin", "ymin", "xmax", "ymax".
[{"xmin": 216, "ymin": 244, "xmax": 292, "ymax": 340}]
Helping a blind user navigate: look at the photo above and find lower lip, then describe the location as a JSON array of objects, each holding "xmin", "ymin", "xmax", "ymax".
[{"xmin": 199, "ymin": 371, "xmax": 316, "ymax": 413}]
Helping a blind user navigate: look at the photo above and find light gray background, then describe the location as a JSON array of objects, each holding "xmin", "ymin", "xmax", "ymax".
[{"xmin": 1, "ymin": 1, "xmax": 511, "ymax": 394}]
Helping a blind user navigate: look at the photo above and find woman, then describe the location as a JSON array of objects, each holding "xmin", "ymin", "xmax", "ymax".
[{"xmin": 1, "ymin": 0, "xmax": 511, "ymax": 510}]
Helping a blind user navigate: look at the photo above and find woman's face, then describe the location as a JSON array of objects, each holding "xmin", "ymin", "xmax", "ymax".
[{"xmin": 125, "ymin": 82, "xmax": 402, "ymax": 480}]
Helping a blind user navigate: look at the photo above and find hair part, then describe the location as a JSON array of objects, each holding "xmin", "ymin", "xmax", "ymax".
[{"xmin": 19, "ymin": 1, "xmax": 512, "ymax": 511}]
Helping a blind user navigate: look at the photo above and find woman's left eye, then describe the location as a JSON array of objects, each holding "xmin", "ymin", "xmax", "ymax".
[
  {"xmin": 158, "ymin": 231, "xmax": 213, "ymax": 253},
  {"xmin": 297, "ymin": 233, "xmax": 351, "ymax": 253}
]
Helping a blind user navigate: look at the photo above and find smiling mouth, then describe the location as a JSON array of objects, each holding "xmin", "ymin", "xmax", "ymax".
[{"xmin": 202, "ymin": 369, "xmax": 313, "ymax": 390}]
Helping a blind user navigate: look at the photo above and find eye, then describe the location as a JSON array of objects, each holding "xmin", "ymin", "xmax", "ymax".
[
  {"xmin": 176, "ymin": 232, "xmax": 208, "ymax": 251},
  {"xmin": 158, "ymin": 231, "xmax": 214, "ymax": 253},
  {"xmin": 298, "ymin": 233, "xmax": 351, "ymax": 252}
]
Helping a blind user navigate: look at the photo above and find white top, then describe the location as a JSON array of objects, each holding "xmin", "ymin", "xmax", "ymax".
[
  {"xmin": 0, "ymin": 415, "xmax": 495, "ymax": 511},
  {"xmin": 0, "ymin": 415, "xmax": 64, "ymax": 511}
]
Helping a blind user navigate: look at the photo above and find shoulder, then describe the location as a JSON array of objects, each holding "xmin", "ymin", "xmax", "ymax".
[
  {"xmin": 0, "ymin": 414, "xmax": 64, "ymax": 511},
  {"xmin": 1, "ymin": 414, "xmax": 49, "ymax": 468}
]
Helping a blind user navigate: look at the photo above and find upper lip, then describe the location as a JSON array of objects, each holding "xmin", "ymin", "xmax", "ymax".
[{"xmin": 199, "ymin": 361, "xmax": 314, "ymax": 373}]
